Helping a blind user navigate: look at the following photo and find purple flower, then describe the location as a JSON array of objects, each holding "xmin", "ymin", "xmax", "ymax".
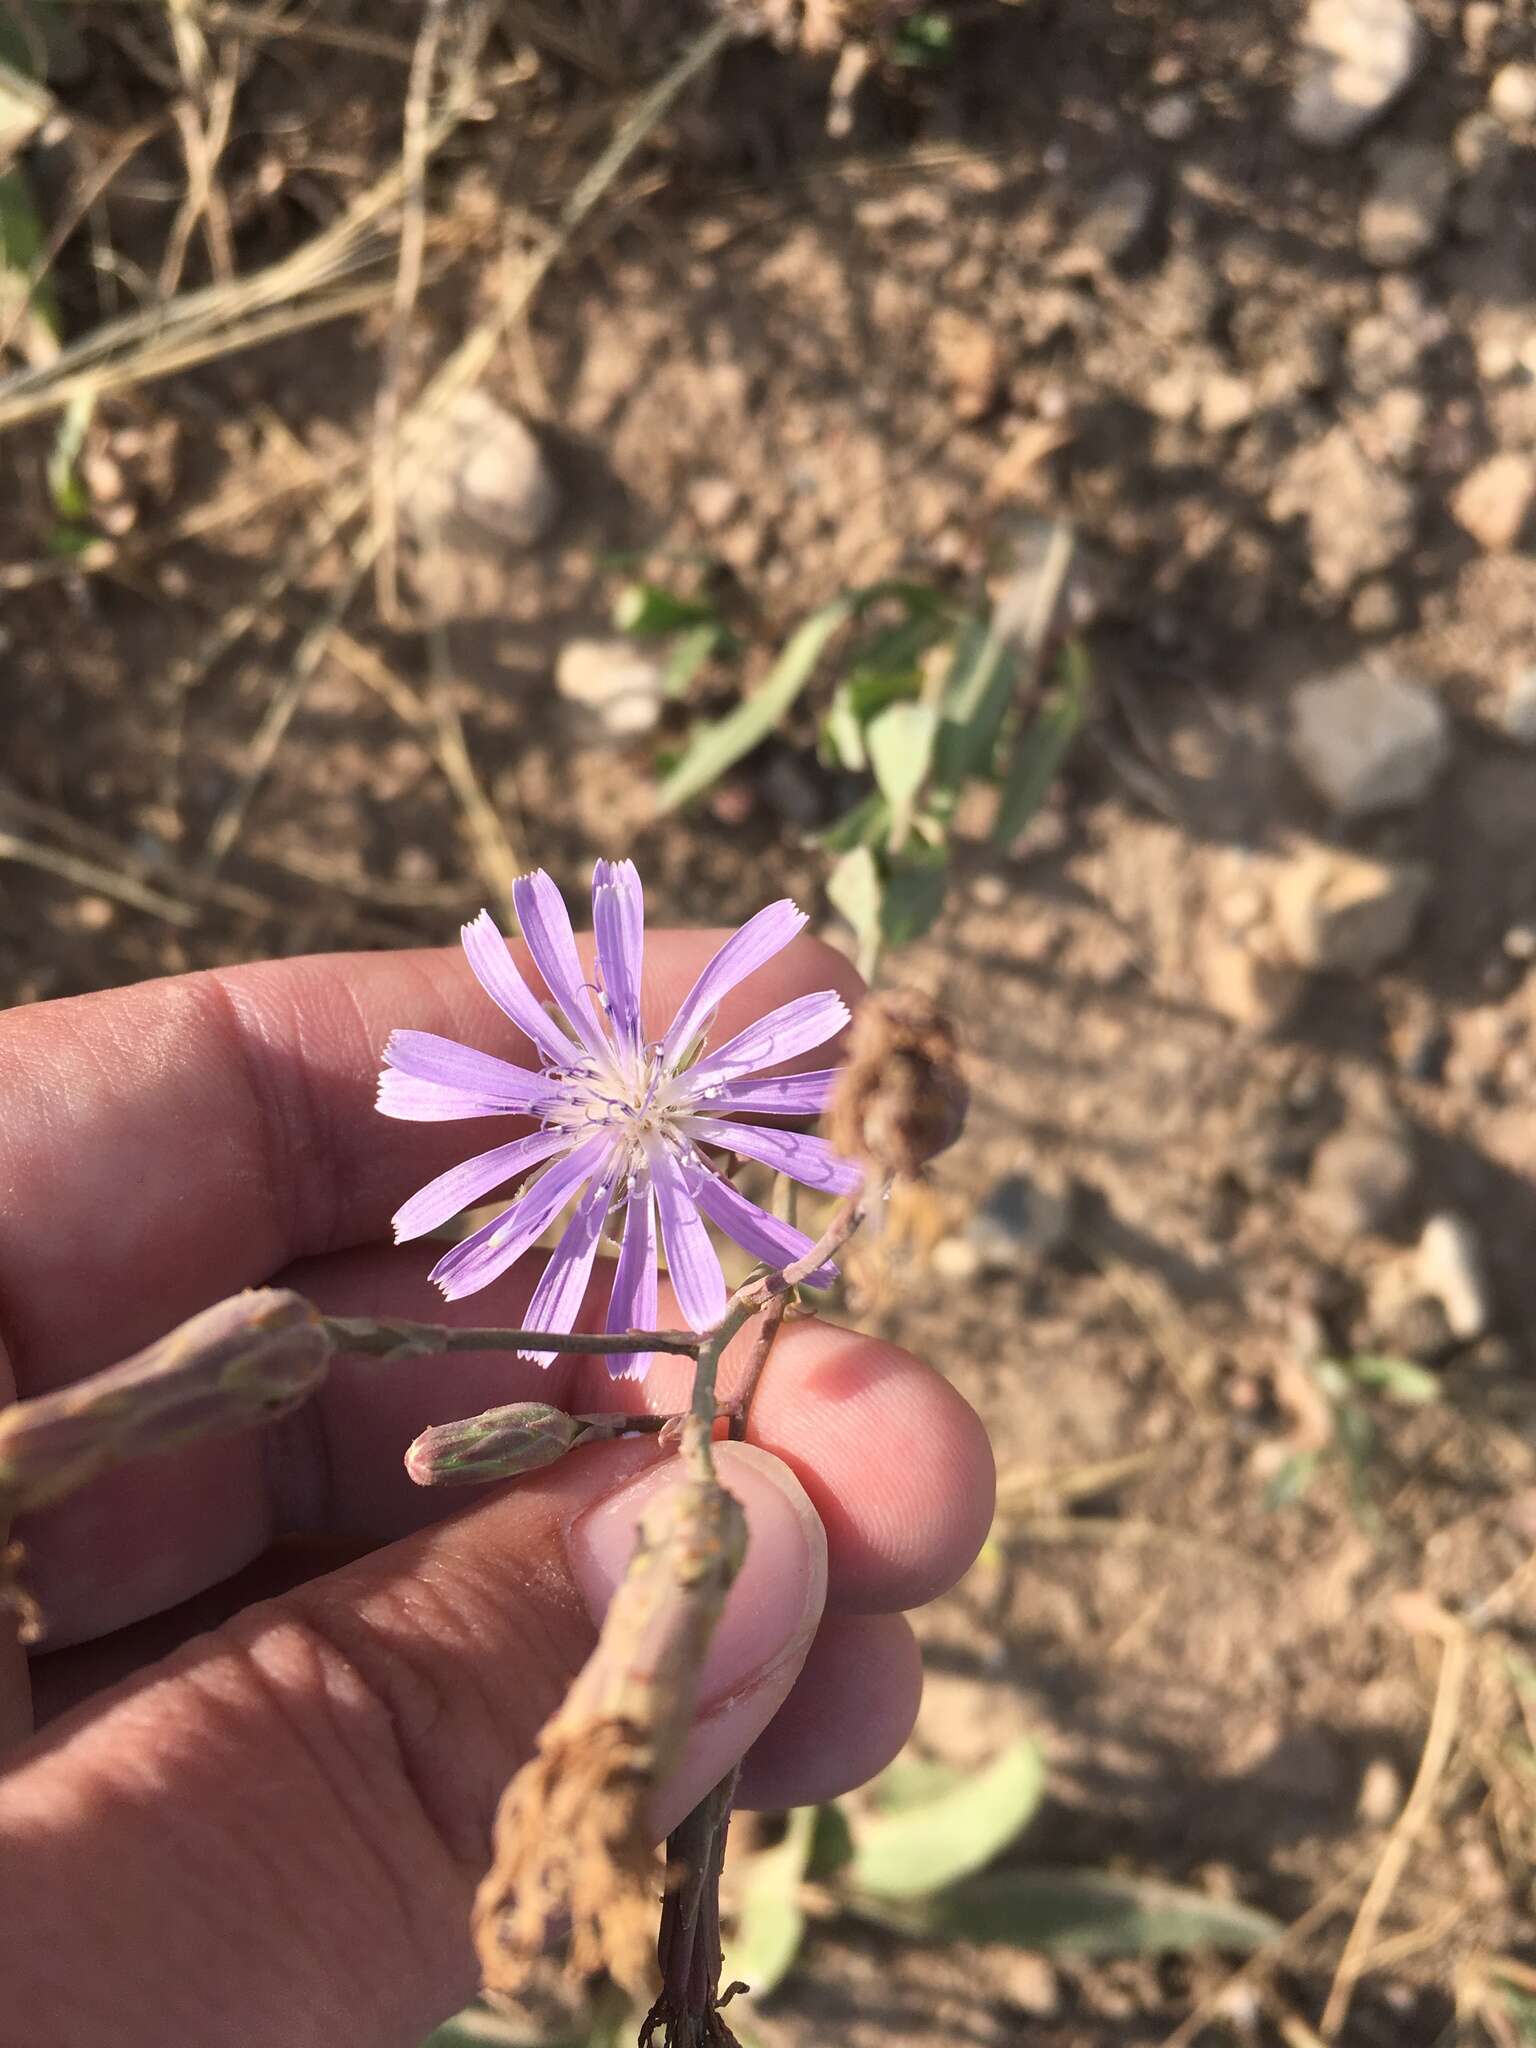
[{"xmin": 377, "ymin": 861, "xmax": 858, "ymax": 1378}]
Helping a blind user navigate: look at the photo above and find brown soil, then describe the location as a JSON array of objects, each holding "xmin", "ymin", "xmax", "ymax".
[{"xmin": 5, "ymin": 4, "xmax": 1536, "ymax": 2044}]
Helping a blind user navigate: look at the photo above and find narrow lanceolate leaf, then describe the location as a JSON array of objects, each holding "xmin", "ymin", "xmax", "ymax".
[
  {"xmin": 659, "ymin": 595, "xmax": 857, "ymax": 810},
  {"xmin": 847, "ymin": 1737, "xmax": 1046, "ymax": 1899},
  {"xmin": 846, "ymin": 1869, "xmax": 1282, "ymax": 1959},
  {"xmin": 865, "ymin": 700, "xmax": 939, "ymax": 850},
  {"xmin": 826, "ymin": 844, "xmax": 883, "ymax": 980},
  {"xmin": 991, "ymin": 641, "xmax": 1089, "ymax": 848}
]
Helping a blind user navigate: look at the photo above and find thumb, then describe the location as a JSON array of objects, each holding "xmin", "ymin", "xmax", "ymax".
[{"xmin": 0, "ymin": 1438, "xmax": 825, "ymax": 2048}]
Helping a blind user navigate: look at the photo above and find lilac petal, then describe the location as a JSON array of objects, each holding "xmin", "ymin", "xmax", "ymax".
[
  {"xmin": 592, "ymin": 858, "xmax": 646, "ymax": 1052},
  {"xmin": 659, "ymin": 899, "xmax": 807, "ymax": 1069},
  {"xmin": 684, "ymin": 1116, "xmax": 862, "ymax": 1196},
  {"xmin": 649, "ymin": 1142, "xmax": 727, "ymax": 1331},
  {"xmin": 377, "ymin": 1030, "xmax": 561, "ymax": 1120},
  {"xmin": 604, "ymin": 1177, "xmax": 658, "ymax": 1382},
  {"xmin": 392, "ymin": 1128, "xmax": 572, "ymax": 1244},
  {"xmin": 686, "ymin": 1163, "xmax": 837, "ymax": 1287},
  {"xmin": 512, "ymin": 869, "xmax": 610, "ymax": 1064},
  {"xmin": 685, "ymin": 991, "xmax": 850, "ymax": 1089},
  {"xmin": 461, "ymin": 910, "xmax": 581, "ymax": 1067},
  {"xmin": 518, "ymin": 1151, "xmax": 625, "ymax": 1365},
  {"xmin": 429, "ymin": 1133, "xmax": 612, "ymax": 1301},
  {"xmin": 682, "ymin": 1068, "xmax": 840, "ymax": 1118}
]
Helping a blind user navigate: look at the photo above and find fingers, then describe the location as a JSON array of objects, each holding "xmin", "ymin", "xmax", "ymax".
[
  {"xmin": 738, "ymin": 1612, "xmax": 923, "ymax": 1811},
  {"xmin": 0, "ymin": 929, "xmax": 860, "ymax": 1391},
  {"xmin": 0, "ymin": 1440, "xmax": 825, "ymax": 2048},
  {"xmin": 21, "ymin": 1240, "xmax": 993, "ymax": 1643}
]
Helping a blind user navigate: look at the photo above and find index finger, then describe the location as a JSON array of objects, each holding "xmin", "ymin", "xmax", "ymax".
[{"xmin": 0, "ymin": 925, "xmax": 861, "ymax": 1393}]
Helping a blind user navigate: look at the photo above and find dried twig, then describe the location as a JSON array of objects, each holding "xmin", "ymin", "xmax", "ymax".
[
  {"xmin": 1321, "ymin": 1610, "xmax": 1472, "ymax": 2038},
  {"xmin": 373, "ymin": 0, "xmax": 453, "ymax": 620}
]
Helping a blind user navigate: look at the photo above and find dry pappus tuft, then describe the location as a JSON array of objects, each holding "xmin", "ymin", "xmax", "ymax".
[{"xmin": 827, "ymin": 988, "xmax": 968, "ymax": 1183}]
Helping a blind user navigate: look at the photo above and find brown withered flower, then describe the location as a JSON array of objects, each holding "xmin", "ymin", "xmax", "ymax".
[{"xmin": 827, "ymin": 988, "xmax": 968, "ymax": 1183}]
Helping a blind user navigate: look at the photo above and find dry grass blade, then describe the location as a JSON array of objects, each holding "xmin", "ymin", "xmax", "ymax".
[
  {"xmin": 158, "ymin": 45, "xmax": 241, "ymax": 295},
  {"xmin": 426, "ymin": 615, "xmax": 522, "ymax": 917},
  {"xmin": 373, "ymin": 0, "xmax": 453, "ymax": 621},
  {"xmin": 0, "ymin": 830, "xmax": 201, "ymax": 926},
  {"xmin": 1320, "ymin": 1613, "xmax": 1472, "ymax": 2038},
  {"xmin": 185, "ymin": 12, "xmax": 735, "ymax": 875},
  {"xmin": 0, "ymin": 89, "xmax": 472, "ymax": 432}
]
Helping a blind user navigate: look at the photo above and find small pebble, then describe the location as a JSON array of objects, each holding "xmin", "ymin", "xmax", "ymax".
[
  {"xmin": 1358, "ymin": 1757, "xmax": 1405, "ymax": 1824},
  {"xmin": 1490, "ymin": 62, "xmax": 1536, "ymax": 127},
  {"xmin": 1416, "ymin": 1212, "xmax": 1492, "ymax": 1342}
]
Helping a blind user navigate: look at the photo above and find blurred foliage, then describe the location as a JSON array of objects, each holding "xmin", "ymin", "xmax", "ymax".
[
  {"xmin": 618, "ymin": 525, "xmax": 1089, "ymax": 975},
  {"xmin": 1265, "ymin": 1352, "xmax": 1444, "ymax": 1529},
  {"xmin": 426, "ymin": 1736, "xmax": 1280, "ymax": 2047}
]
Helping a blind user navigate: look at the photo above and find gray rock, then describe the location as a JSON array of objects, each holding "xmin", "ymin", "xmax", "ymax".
[
  {"xmin": 1271, "ymin": 429, "xmax": 1415, "ymax": 593},
  {"xmin": 1306, "ymin": 1122, "xmax": 1415, "ymax": 1236},
  {"xmin": 1273, "ymin": 847, "xmax": 1430, "ymax": 974},
  {"xmin": 407, "ymin": 390, "xmax": 560, "ymax": 550},
  {"xmin": 1452, "ymin": 452, "xmax": 1536, "ymax": 552},
  {"xmin": 1416, "ymin": 1212, "xmax": 1492, "ymax": 1341},
  {"xmin": 968, "ymin": 1171, "xmax": 1076, "ymax": 1270},
  {"xmin": 1145, "ymin": 91, "xmax": 1198, "ymax": 142},
  {"xmin": 1359, "ymin": 142, "xmax": 1452, "ymax": 267},
  {"xmin": 554, "ymin": 637, "xmax": 665, "ymax": 738},
  {"xmin": 1500, "ymin": 667, "xmax": 1536, "ymax": 746},
  {"xmin": 1067, "ymin": 170, "xmax": 1160, "ymax": 268},
  {"xmin": 1288, "ymin": 0, "xmax": 1425, "ymax": 150},
  {"xmin": 1289, "ymin": 665, "xmax": 1451, "ymax": 817}
]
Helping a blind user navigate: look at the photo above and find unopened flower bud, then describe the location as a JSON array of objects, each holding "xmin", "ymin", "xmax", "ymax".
[
  {"xmin": 0, "ymin": 1289, "xmax": 330, "ymax": 1516},
  {"xmin": 406, "ymin": 1402, "xmax": 589, "ymax": 1487},
  {"xmin": 827, "ymin": 987, "xmax": 967, "ymax": 1180}
]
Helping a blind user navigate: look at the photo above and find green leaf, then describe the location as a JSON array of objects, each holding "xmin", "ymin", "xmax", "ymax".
[
  {"xmin": 660, "ymin": 620, "xmax": 726, "ymax": 699},
  {"xmin": 47, "ymin": 388, "xmax": 91, "ymax": 522},
  {"xmin": 659, "ymin": 596, "xmax": 856, "ymax": 811},
  {"xmin": 892, "ymin": 8, "xmax": 955, "ymax": 65},
  {"xmin": 817, "ymin": 789, "xmax": 891, "ymax": 853},
  {"xmin": 613, "ymin": 580, "xmax": 720, "ymax": 636},
  {"xmin": 723, "ymin": 1807, "xmax": 815, "ymax": 1999},
  {"xmin": 846, "ymin": 1737, "xmax": 1045, "ymax": 1899},
  {"xmin": 0, "ymin": 163, "xmax": 59, "ymax": 359},
  {"xmin": 866, "ymin": 700, "xmax": 938, "ymax": 847},
  {"xmin": 822, "ymin": 688, "xmax": 869, "ymax": 772},
  {"xmin": 991, "ymin": 642, "xmax": 1089, "ymax": 848},
  {"xmin": 827, "ymin": 844, "xmax": 883, "ymax": 980},
  {"xmin": 869, "ymin": 1757, "xmax": 968, "ymax": 1813},
  {"xmin": 848, "ymin": 1868, "xmax": 1281, "ymax": 1957},
  {"xmin": 807, "ymin": 1800, "xmax": 855, "ymax": 1879},
  {"xmin": 1262, "ymin": 1448, "xmax": 1321, "ymax": 1511},
  {"xmin": 0, "ymin": 55, "xmax": 51, "ymax": 156},
  {"xmin": 1348, "ymin": 1354, "xmax": 1443, "ymax": 1405},
  {"xmin": 931, "ymin": 617, "xmax": 1015, "ymax": 798},
  {"xmin": 879, "ymin": 842, "xmax": 949, "ymax": 949}
]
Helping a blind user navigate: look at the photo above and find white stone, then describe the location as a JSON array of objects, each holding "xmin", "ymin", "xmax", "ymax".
[
  {"xmin": 1360, "ymin": 142, "xmax": 1452, "ymax": 267},
  {"xmin": 1289, "ymin": 665, "xmax": 1451, "ymax": 817},
  {"xmin": 1500, "ymin": 667, "xmax": 1536, "ymax": 746},
  {"xmin": 1146, "ymin": 91, "xmax": 1198, "ymax": 142},
  {"xmin": 406, "ymin": 390, "xmax": 559, "ymax": 550},
  {"xmin": 1490, "ymin": 63, "xmax": 1536, "ymax": 128},
  {"xmin": 1416, "ymin": 1213, "xmax": 1492, "ymax": 1341},
  {"xmin": 554, "ymin": 638, "xmax": 665, "ymax": 738},
  {"xmin": 1288, "ymin": 0, "xmax": 1425, "ymax": 150},
  {"xmin": 1273, "ymin": 846, "xmax": 1430, "ymax": 973},
  {"xmin": 1451, "ymin": 452, "xmax": 1536, "ymax": 551}
]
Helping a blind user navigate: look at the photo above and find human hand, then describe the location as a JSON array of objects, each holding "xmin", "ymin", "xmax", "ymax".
[{"xmin": 0, "ymin": 927, "xmax": 993, "ymax": 2048}]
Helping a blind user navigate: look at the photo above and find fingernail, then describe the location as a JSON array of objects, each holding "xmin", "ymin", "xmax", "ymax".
[{"xmin": 568, "ymin": 1441, "xmax": 827, "ymax": 1716}]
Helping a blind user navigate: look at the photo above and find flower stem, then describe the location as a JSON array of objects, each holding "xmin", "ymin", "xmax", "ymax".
[{"xmin": 320, "ymin": 1315, "xmax": 702, "ymax": 1360}]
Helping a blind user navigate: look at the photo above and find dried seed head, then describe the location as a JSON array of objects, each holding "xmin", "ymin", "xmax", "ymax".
[
  {"xmin": 474, "ymin": 1476, "xmax": 747, "ymax": 2004},
  {"xmin": 827, "ymin": 988, "xmax": 967, "ymax": 1181},
  {"xmin": 406, "ymin": 1402, "xmax": 587, "ymax": 1486},
  {"xmin": 0, "ymin": 1289, "xmax": 330, "ymax": 1518}
]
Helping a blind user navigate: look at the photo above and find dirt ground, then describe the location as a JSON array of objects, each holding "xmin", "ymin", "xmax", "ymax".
[{"xmin": 5, "ymin": 3, "xmax": 1536, "ymax": 2043}]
